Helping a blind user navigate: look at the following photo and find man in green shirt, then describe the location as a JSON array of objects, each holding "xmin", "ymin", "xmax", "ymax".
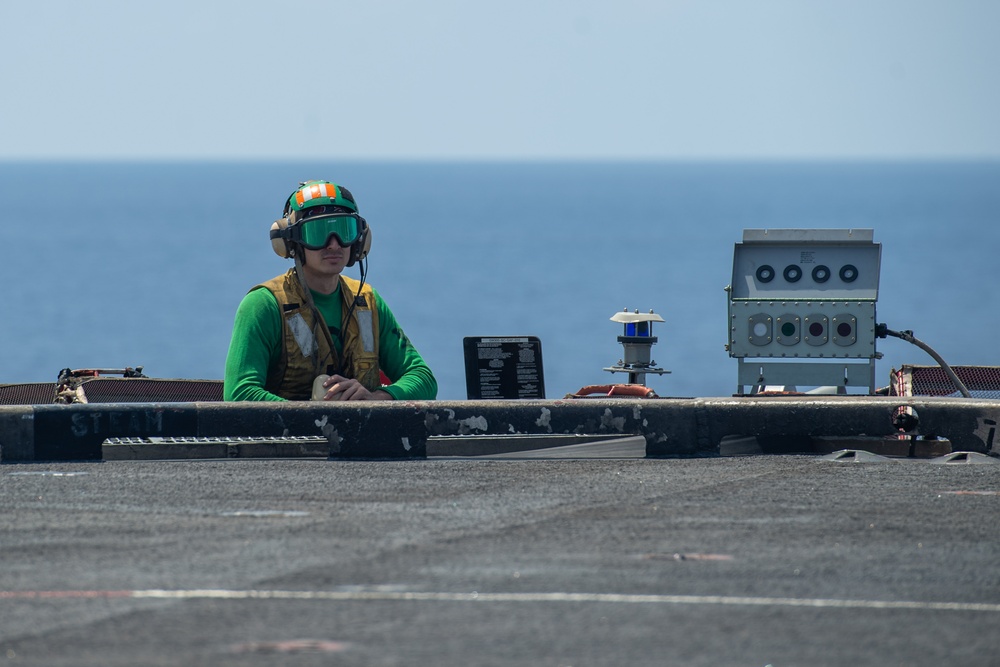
[{"xmin": 224, "ymin": 180, "xmax": 437, "ymax": 402}]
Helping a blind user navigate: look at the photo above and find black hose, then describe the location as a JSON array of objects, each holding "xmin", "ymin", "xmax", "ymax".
[
  {"xmin": 877, "ymin": 325, "xmax": 972, "ymax": 398},
  {"xmin": 336, "ymin": 257, "xmax": 369, "ymax": 377}
]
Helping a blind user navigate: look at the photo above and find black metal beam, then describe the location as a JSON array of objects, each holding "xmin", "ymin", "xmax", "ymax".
[{"xmin": 1, "ymin": 397, "xmax": 998, "ymax": 463}]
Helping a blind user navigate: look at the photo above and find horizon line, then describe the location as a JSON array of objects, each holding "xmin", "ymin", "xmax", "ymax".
[{"xmin": 2, "ymin": 155, "xmax": 999, "ymax": 165}]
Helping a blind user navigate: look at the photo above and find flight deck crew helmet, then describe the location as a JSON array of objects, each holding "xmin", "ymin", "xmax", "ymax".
[{"xmin": 269, "ymin": 180, "xmax": 372, "ymax": 266}]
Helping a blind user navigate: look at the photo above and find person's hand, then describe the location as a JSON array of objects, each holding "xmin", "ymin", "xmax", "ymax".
[{"xmin": 321, "ymin": 374, "xmax": 392, "ymax": 401}]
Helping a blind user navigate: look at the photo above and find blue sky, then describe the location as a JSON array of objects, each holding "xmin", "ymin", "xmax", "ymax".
[{"xmin": 1, "ymin": 0, "xmax": 997, "ymax": 160}]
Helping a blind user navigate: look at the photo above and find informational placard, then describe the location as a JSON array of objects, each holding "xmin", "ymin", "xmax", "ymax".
[{"xmin": 463, "ymin": 336, "xmax": 545, "ymax": 400}]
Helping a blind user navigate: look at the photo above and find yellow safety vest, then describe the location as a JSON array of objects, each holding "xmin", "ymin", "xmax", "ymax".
[{"xmin": 253, "ymin": 269, "xmax": 381, "ymax": 400}]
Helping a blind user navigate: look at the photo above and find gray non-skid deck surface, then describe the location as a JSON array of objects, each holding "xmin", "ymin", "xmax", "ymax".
[{"xmin": 1, "ymin": 455, "xmax": 998, "ymax": 666}]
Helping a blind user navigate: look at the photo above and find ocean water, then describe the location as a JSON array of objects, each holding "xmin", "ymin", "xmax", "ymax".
[{"xmin": 1, "ymin": 161, "xmax": 998, "ymax": 399}]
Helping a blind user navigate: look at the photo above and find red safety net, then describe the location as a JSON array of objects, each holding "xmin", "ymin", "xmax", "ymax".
[
  {"xmin": 0, "ymin": 383, "xmax": 57, "ymax": 405},
  {"xmin": 891, "ymin": 365, "xmax": 1000, "ymax": 399},
  {"xmin": 79, "ymin": 379, "xmax": 224, "ymax": 403},
  {"xmin": 0, "ymin": 379, "xmax": 223, "ymax": 405}
]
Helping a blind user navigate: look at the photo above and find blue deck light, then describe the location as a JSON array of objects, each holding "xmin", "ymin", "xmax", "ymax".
[{"xmin": 604, "ymin": 308, "xmax": 671, "ymax": 386}]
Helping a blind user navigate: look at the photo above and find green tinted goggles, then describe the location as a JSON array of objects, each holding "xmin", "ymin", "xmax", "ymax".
[{"xmin": 294, "ymin": 214, "xmax": 363, "ymax": 249}]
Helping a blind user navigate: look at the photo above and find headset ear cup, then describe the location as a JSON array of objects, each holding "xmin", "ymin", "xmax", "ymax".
[
  {"xmin": 348, "ymin": 221, "xmax": 372, "ymax": 267},
  {"xmin": 270, "ymin": 218, "xmax": 291, "ymax": 258}
]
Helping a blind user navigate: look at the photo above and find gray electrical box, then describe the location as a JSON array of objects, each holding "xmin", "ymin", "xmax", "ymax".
[{"xmin": 727, "ymin": 229, "xmax": 881, "ymax": 394}]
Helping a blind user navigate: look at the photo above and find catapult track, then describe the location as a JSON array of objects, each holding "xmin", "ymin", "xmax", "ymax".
[{"xmin": 1, "ymin": 396, "xmax": 997, "ymax": 462}]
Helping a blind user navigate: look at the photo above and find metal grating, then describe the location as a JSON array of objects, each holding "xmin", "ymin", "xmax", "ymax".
[
  {"xmin": 892, "ymin": 365, "xmax": 1000, "ymax": 399},
  {"xmin": 0, "ymin": 383, "xmax": 57, "ymax": 405},
  {"xmin": 104, "ymin": 436, "xmax": 327, "ymax": 445},
  {"xmin": 80, "ymin": 379, "xmax": 224, "ymax": 403}
]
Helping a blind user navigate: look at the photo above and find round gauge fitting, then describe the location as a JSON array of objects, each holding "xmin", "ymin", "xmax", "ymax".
[
  {"xmin": 783, "ymin": 265, "xmax": 802, "ymax": 282},
  {"xmin": 756, "ymin": 265, "xmax": 775, "ymax": 283},
  {"xmin": 839, "ymin": 264, "xmax": 859, "ymax": 282}
]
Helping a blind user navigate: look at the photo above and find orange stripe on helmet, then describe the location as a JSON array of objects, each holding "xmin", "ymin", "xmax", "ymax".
[{"xmin": 294, "ymin": 182, "xmax": 337, "ymax": 208}]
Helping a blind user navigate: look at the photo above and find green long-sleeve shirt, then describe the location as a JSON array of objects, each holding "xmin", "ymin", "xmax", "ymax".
[{"xmin": 224, "ymin": 282, "xmax": 437, "ymax": 401}]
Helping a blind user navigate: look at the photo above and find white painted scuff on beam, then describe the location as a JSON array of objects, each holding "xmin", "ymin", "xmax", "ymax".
[
  {"xmin": 424, "ymin": 411, "xmax": 441, "ymax": 431},
  {"xmin": 423, "ymin": 409, "xmax": 487, "ymax": 435},
  {"xmin": 536, "ymin": 408, "xmax": 552, "ymax": 433},
  {"xmin": 437, "ymin": 409, "xmax": 487, "ymax": 434},
  {"xmin": 458, "ymin": 416, "xmax": 488, "ymax": 434},
  {"xmin": 315, "ymin": 415, "xmax": 342, "ymax": 453},
  {"xmin": 401, "ymin": 437, "xmax": 411, "ymax": 451},
  {"xmin": 601, "ymin": 408, "xmax": 626, "ymax": 433}
]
